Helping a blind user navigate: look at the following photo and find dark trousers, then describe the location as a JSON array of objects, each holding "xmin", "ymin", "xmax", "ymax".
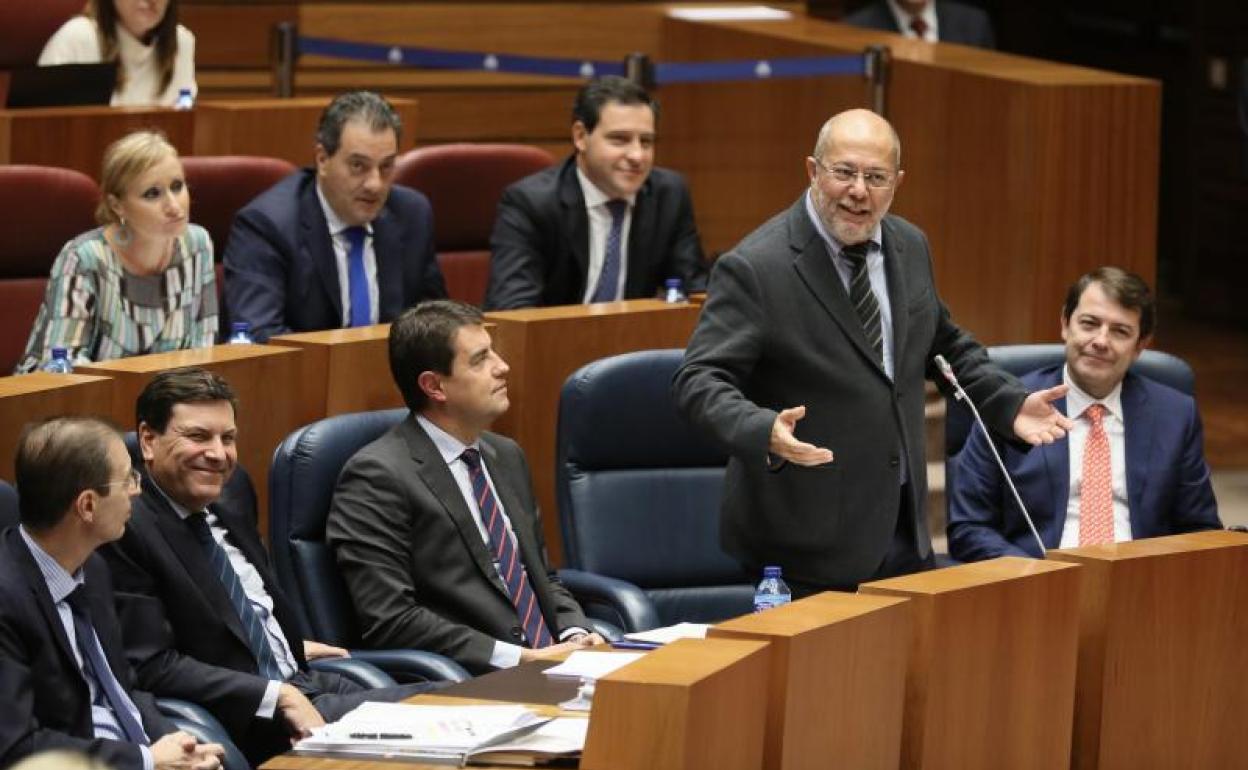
[{"xmin": 785, "ymin": 485, "xmax": 935, "ymax": 600}]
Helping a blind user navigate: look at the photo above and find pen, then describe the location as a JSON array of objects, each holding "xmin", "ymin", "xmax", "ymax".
[{"xmin": 609, "ymin": 640, "xmax": 661, "ymax": 650}]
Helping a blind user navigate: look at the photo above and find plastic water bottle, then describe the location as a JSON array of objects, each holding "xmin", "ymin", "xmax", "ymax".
[
  {"xmin": 663, "ymin": 277, "xmax": 687, "ymax": 304},
  {"xmin": 40, "ymin": 347, "xmax": 73, "ymax": 374},
  {"xmin": 753, "ymin": 565, "xmax": 791, "ymax": 612},
  {"xmin": 174, "ymin": 88, "xmax": 195, "ymax": 110},
  {"xmin": 227, "ymin": 321, "xmax": 253, "ymax": 344}
]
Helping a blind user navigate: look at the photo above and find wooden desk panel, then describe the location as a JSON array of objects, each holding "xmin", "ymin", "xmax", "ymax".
[
  {"xmin": 193, "ymin": 97, "xmax": 418, "ymax": 165},
  {"xmin": 268, "ymin": 324, "xmax": 403, "ymax": 424},
  {"xmin": 860, "ymin": 557, "xmax": 1081, "ymax": 770},
  {"xmin": 1048, "ymin": 531, "xmax": 1248, "ymax": 770},
  {"xmin": 0, "ymin": 106, "xmax": 195, "ymax": 178},
  {"xmin": 711, "ymin": 591, "xmax": 912, "ymax": 770},
  {"xmin": 77, "ymin": 344, "xmax": 308, "ymax": 538},
  {"xmin": 0, "ymin": 373, "xmax": 117, "ymax": 483},
  {"xmin": 485, "ymin": 299, "xmax": 700, "ymax": 564}
]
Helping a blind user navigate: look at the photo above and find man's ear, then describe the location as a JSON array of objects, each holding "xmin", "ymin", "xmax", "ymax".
[
  {"xmin": 74, "ymin": 488, "xmax": 98, "ymax": 526},
  {"xmin": 417, "ymin": 370, "xmax": 447, "ymax": 405},
  {"xmin": 572, "ymin": 121, "xmax": 589, "ymax": 154},
  {"xmin": 137, "ymin": 421, "xmax": 158, "ymax": 465},
  {"xmin": 314, "ymin": 143, "xmax": 330, "ymax": 176}
]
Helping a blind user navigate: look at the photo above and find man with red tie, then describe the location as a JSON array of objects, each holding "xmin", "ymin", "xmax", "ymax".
[
  {"xmin": 843, "ymin": 0, "xmax": 996, "ymax": 49},
  {"xmin": 328, "ymin": 300, "xmax": 602, "ymax": 673},
  {"xmin": 947, "ymin": 267, "xmax": 1223, "ymax": 560}
]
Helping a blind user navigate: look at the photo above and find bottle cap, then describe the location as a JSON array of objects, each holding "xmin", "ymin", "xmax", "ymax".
[
  {"xmin": 231, "ymin": 321, "xmax": 250, "ymax": 333},
  {"xmin": 763, "ymin": 565, "xmax": 781, "ymax": 578},
  {"xmin": 51, "ymin": 347, "xmax": 68, "ymax": 358},
  {"xmin": 665, "ymin": 278, "xmax": 682, "ymax": 288}
]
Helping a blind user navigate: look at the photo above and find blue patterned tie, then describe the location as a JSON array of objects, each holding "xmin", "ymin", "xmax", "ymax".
[
  {"xmin": 460, "ymin": 449, "xmax": 553, "ymax": 648},
  {"xmin": 590, "ymin": 200, "xmax": 628, "ymax": 303},
  {"xmin": 65, "ymin": 586, "xmax": 150, "ymax": 745},
  {"xmin": 187, "ymin": 514, "xmax": 286, "ymax": 680},
  {"xmin": 343, "ymin": 225, "xmax": 371, "ymax": 327},
  {"xmin": 842, "ymin": 242, "xmax": 883, "ymax": 364}
]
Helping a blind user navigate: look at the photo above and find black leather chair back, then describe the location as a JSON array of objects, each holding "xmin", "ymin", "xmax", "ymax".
[
  {"xmin": 269, "ymin": 408, "xmax": 408, "ymax": 645},
  {"xmin": 0, "ymin": 480, "xmax": 17, "ymax": 528},
  {"xmin": 557, "ymin": 349, "xmax": 755, "ymax": 626}
]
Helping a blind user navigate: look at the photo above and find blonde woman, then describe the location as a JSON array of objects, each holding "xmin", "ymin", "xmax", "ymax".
[
  {"xmin": 17, "ymin": 131, "xmax": 217, "ymax": 373},
  {"xmin": 39, "ymin": 0, "xmax": 196, "ymax": 107}
]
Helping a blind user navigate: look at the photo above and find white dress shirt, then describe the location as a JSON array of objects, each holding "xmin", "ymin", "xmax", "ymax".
[
  {"xmin": 316, "ymin": 185, "xmax": 380, "ymax": 327},
  {"xmin": 20, "ymin": 527, "xmax": 154, "ymax": 770},
  {"xmin": 417, "ymin": 416, "xmax": 585, "ymax": 667},
  {"xmin": 1059, "ymin": 366, "xmax": 1132, "ymax": 547},
  {"xmin": 576, "ymin": 167, "xmax": 635, "ymax": 303}
]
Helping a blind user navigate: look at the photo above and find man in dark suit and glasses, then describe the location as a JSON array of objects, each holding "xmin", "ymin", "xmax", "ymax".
[
  {"xmin": 101, "ymin": 368, "xmax": 434, "ymax": 766},
  {"xmin": 485, "ymin": 76, "xmax": 707, "ymax": 309},
  {"xmin": 673, "ymin": 109, "xmax": 1072, "ymax": 596},
  {"xmin": 0, "ymin": 416, "xmax": 223, "ymax": 770}
]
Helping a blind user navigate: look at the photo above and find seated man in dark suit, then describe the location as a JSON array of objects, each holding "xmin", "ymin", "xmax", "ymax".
[
  {"xmin": 484, "ymin": 76, "xmax": 707, "ymax": 309},
  {"xmin": 100, "ymin": 368, "xmax": 435, "ymax": 766},
  {"xmin": 0, "ymin": 417, "xmax": 223, "ymax": 770},
  {"xmin": 328, "ymin": 300, "xmax": 603, "ymax": 672},
  {"xmin": 844, "ymin": 0, "xmax": 996, "ymax": 48},
  {"xmin": 224, "ymin": 90, "xmax": 447, "ymax": 341},
  {"xmin": 947, "ymin": 267, "xmax": 1222, "ymax": 560}
]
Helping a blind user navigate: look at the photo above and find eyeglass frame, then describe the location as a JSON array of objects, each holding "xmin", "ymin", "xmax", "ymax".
[
  {"xmin": 96, "ymin": 468, "xmax": 141, "ymax": 495},
  {"xmin": 810, "ymin": 157, "xmax": 897, "ymax": 189}
]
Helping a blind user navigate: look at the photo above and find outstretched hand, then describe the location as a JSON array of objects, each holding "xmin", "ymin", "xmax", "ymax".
[
  {"xmin": 1013, "ymin": 384, "xmax": 1075, "ymax": 445},
  {"xmin": 769, "ymin": 406, "xmax": 833, "ymax": 466}
]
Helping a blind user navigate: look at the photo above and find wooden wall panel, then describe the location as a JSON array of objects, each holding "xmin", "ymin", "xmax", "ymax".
[{"xmin": 0, "ymin": 374, "xmax": 118, "ymax": 484}]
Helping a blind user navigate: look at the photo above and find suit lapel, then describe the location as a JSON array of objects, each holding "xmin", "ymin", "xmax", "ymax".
[
  {"xmin": 1120, "ymin": 374, "xmax": 1152, "ymax": 537},
  {"xmin": 623, "ymin": 179, "xmax": 655, "ymax": 297},
  {"xmin": 371, "ymin": 207, "xmax": 403, "ymax": 320},
  {"xmin": 789, "ymin": 200, "xmax": 889, "ymax": 378},
  {"xmin": 300, "ymin": 181, "xmax": 344, "ymax": 323},
  {"xmin": 558, "ymin": 164, "xmax": 591, "ymax": 290},
  {"xmin": 7, "ymin": 531, "xmax": 82, "ymax": 681},
  {"xmin": 402, "ymin": 419, "xmax": 512, "ymax": 601},
  {"xmin": 880, "ymin": 217, "xmax": 909, "ymax": 370}
]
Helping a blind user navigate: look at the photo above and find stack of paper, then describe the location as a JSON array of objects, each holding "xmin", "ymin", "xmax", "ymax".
[
  {"xmin": 541, "ymin": 650, "xmax": 645, "ymax": 680},
  {"xmin": 624, "ymin": 622, "xmax": 710, "ymax": 645}
]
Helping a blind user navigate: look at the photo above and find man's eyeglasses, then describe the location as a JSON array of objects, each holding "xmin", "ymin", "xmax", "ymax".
[
  {"xmin": 812, "ymin": 158, "xmax": 895, "ymax": 189},
  {"xmin": 99, "ymin": 468, "xmax": 141, "ymax": 494}
]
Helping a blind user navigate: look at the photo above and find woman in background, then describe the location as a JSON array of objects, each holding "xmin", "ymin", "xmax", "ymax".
[
  {"xmin": 39, "ymin": 0, "xmax": 196, "ymax": 107},
  {"xmin": 17, "ymin": 130, "xmax": 217, "ymax": 373}
]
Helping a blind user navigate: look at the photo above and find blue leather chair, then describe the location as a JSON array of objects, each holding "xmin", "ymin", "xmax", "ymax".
[
  {"xmin": 269, "ymin": 410, "xmax": 470, "ymax": 684},
  {"xmin": 944, "ymin": 344, "xmax": 1198, "ymax": 547},
  {"xmin": 556, "ymin": 349, "xmax": 756, "ymax": 632},
  {"xmin": 0, "ymin": 480, "xmax": 248, "ymax": 770}
]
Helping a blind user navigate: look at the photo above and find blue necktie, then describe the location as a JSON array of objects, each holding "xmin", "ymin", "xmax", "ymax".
[
  {"xmin": 460, "ymin": 449, "xmax": 553, "ymax": 648},
  {"xmin": 590, "ymin": 200, "xmax": 628, "ymax": 303},
  {"xmin": 343, "ymin": 225, "xmax": 371, "ymax": 327},
  {"xmin": 187, "ymin": 514, "xmax": 286, "ymax": 680},
  {"xmin": 65, "ymin": 586, "xmax": 150, "ymax": 745}
]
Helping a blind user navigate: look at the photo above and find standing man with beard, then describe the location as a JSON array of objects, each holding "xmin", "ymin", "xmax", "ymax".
[
  {"xmin": 224, "ymin": 90, "xmax": 446, "ymax": 341},
  {"xmin": 673, "ymin": 109, "xmax": 1072, "ymax": 595}
]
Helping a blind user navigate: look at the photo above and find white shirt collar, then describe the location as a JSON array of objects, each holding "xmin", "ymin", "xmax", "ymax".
[
  {"xmin": 416, "ymin": 414, "xmax": 480, "ymax": 466},
  {"xmin": 575, "ymin": 166, "xmax": 636, "ymax": 209},
  {"xmin": 1062, "ymin": 364, "xmax": 1124, "ymax": 422}
]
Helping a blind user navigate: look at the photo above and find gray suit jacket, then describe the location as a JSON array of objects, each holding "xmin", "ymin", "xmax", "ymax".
[
  {"xmin": 844, "ymin": 0, "xmax": 996, "ymax": 48},
  {"xmin": 326, "ymin": 415, "xmax": 587, "ymax": 672},
  {"xmin": 673, "ymin": 197, "xmax": 1025, "ymax": 587}
]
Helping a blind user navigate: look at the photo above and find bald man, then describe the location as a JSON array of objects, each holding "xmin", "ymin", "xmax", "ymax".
[{"xmin": 673, "ymin": 109, "xmax": 1071, "ymax": 594}]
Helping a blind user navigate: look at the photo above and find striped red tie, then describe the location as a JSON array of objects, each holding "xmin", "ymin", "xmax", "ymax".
[
  {"xmin": 461, "ymin": 448, "xmax": 553, "ymax": 648},
  {"xmin": 1078, "ymin": 404, "xmax": 1114, "ymax": 546}
]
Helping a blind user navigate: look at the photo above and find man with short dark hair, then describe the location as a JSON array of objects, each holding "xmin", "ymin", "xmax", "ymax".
[
  {"xmin": 328, "ymin": 300, "xmax": 601, "ymax": 672},
  {"xmin": 100, "ymin": 367, "xmax": 433, "ymax": 766},
  {"xmin": 485, "ymin": 76, "xmax": 706, "ymax": 309},
  {"xmin": 0, "ymin": 417, "xmax": 223, "ymax": 770},
  {"xmin": 225, "ymin": 90, "xmax": 446, "ymax": 341},
  {"xmin": 947, "ymin": 267, "xmax": 1222, "ymax": 560}
]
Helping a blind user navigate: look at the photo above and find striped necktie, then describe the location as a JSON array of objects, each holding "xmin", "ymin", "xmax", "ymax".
[
  {"xmin": 842, "ymin": 242, "xmax": 884, "ymax": 364},
  {"xmin": 590, "ymin": 199, "xmax": 628, "ymax": 303},
  {"xmin": 460, "ymin": 448, "xmax": 553, "ymax": 648},
  {"xmin": 65, "ymin": 586, "xmax": 150, "ymax": 745}
]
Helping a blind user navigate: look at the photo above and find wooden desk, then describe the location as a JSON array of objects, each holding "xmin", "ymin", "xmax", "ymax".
[
  {"xmin": 0, "ymin": 372, "xmax": 116, "ymax": 483},
  {"xmin": 267, "ymin": 324, "xmax": 402, "ymax": 427},
  {"xmin": 485, "ymin": 299, "xmax": 700, "ymax": 564},
  {"xmin": 711, "ymin": 591, "xmax": 912, "ymax": 770},
  {"xmin": 77, "ymin": 344, "xmax": 309, "ymax": 537},
  {"xmin": 860, "ymin": 557, "xmax": 1081, "ymax": 770},
  {"xmin": 1048, "ymin": 531, "xmax": 1248, "ymax": 770},
  {"xmin": 0, "ymin": 106, "xmax": 194, "ymax": 178}
]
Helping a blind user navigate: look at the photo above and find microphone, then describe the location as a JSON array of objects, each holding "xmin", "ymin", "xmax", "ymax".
[{"xmin": 935, "ymin": 354, "xmax": 1046, "ymax": 557}]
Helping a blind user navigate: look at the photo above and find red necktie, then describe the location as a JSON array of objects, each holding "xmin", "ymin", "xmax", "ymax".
[
  {"xmin": 909, "ymin": 15, "xmax": 929, "ymax": 39},
  {"xmin": 1078, "ymin": 404, "xmax": 1114, "ymax": 545}
]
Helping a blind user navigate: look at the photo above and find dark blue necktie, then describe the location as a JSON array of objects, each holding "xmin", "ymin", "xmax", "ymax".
[
  {"xmin": 343, "ymin": 225, "xmax": 371, "ymax": 327},
  {"xmin": 590, "ymin": 200, "xmax": 628, "ymax": 303},
  {"xmin": 65, "ymin": 586, "xmax": 149, "ymax": 745},
  {"xmin": 460, "ymin": 448, "xmax": 553, "ymax": 648},
  {"xmin": 187, "ymin": 513, "xmax": 286, "ymax": 680}
]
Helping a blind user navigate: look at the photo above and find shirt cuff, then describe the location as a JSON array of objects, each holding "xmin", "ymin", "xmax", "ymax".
[
  {"xmin": 559, "ymin": 627, "xmax": 589, "ymax": 642},
  {"xmin": 257, "ymin": 679, "xmax": 282, "ymax": 718},
  {"xmin": 490, "ymin": 640, "xmax": 524, "ymax": 669},
  {"xmin": 140, "ymin": 745, "xmax": 153, "ymax": 770}
]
